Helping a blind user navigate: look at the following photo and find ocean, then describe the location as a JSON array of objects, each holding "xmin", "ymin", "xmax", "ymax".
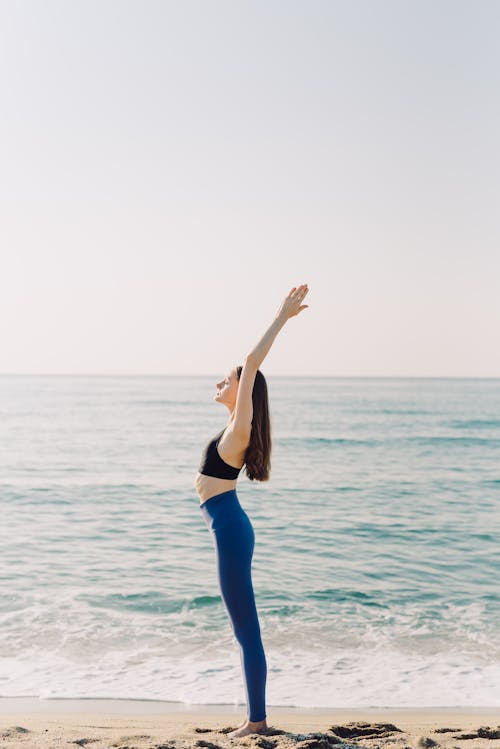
[{"xmin": 1, "ymin": 375, "xmax": 499, "ymax": 708}]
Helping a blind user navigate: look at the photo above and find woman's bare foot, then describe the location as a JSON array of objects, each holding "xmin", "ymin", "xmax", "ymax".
[{"xmin": 228, "ymin": 718, "xmax": 268, "ymax": 738}]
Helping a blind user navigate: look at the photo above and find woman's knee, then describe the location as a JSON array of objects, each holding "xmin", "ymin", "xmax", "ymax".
[{"xmin": 232, "ymin": 614, "xmax": 262, "ymax": 646}]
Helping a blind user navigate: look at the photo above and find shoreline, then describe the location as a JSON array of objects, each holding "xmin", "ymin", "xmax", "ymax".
[
  {"xmin": 1, "ymin": 699, "xmax": 500, "ymax": 749},
  {"xmin": 2, "ymin": 696, "xmax": 499, "ymax": 714}
]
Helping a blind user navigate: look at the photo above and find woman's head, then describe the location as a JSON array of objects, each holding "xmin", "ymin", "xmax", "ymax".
[
  {"xmin": 213, "ymin": 364, "xmax": 272, "ymax": 481},
  {"xmin": 214, "ymin": 368, "xmax": 239, "ymax": 409},
  {"xmin": 235, "ymin": 364, "xmax": 272, "ymax": 482}
]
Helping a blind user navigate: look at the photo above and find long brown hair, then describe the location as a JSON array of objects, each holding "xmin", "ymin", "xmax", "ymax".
[{"xmin": 236, "ymin": 365, "xmax": 272, "ymax": 481}]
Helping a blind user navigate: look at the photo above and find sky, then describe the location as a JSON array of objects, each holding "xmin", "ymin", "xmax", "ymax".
[{"xmin": 1, "ymin": 0, "xmax": 499, "ymax": 377}]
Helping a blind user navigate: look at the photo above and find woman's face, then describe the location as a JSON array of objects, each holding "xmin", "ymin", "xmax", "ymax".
[{"xmin": 214, "ymin": 367, "xmax": 238, "ymax": 408}]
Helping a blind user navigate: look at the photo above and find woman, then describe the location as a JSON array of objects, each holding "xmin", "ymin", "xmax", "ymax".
[{"xmin": 195, "ymin": 283, "xmax": 309, "ymax": 738}]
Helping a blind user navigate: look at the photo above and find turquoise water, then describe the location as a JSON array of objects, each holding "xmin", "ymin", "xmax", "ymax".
[{"xmin": 0, "ymin": 375, "xmax": 499, "ymax": 707}]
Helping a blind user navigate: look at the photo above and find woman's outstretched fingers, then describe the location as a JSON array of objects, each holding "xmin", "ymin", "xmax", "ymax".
[{"xmin": 277, "ymin": 284, "xmax": 309, "ymax": 320}]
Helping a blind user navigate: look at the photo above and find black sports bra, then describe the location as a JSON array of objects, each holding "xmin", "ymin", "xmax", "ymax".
[{"xmin": 198, "ymin": 426, "xmax": 244, "ymax": 480}]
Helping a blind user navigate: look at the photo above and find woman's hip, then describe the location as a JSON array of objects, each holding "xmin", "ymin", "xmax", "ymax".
[{"xmin": 199, "ymin": 488, "xmax": 252, "ymax": 534}]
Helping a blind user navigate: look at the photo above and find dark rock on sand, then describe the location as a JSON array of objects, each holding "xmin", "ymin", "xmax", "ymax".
[
  {"xmin": 329, "ymin": 722, "xmax": 403, "ymax": 740},
  {"xmin": 453, "ymin": 726, "xmax": 500, "ymax": 740},
  {"xmin": 304, "ymin": 732, "xmax": 344, "ymax": 745},
  {"xmin": 117, "ymin": 735, "xmax": 153, "ymax": 743},
  {"xmin": 417, "ymin": 738, "xmax": 440, "ymax": 748},
  {"xmin": 253, "ymin": 738, "xmax": 278, "ymax": 748},
  {"xmin": 294, "ymin": 732, "xmax": 353, "ymax": 749},
  {"xmin": 299, "ymin": 739, "xmax": 348, "ymax": 749},
  {"xmin": 0, "ymin": 725, "xmax": 30, "ymax": 738},
  {"xmin": 433, "ymin": 729, "xmax": 461, "ymax": 734},
  {"xmin": 195, "ymin": 740, "xmax": 224, "ymax": 749}
]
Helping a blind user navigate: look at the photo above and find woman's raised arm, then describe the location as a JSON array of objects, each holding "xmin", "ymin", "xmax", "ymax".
[{"xmin": 246, "ymin": 283, "xmax": 309, "ymax": 369}]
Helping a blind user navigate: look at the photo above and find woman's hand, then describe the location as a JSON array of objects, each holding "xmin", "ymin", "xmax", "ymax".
[{"xmin": 275, "ymin": 284, "xmax": 309, "ymax": 322}]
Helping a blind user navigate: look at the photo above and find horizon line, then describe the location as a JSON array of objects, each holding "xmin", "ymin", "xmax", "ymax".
[{"xmin": 0, "ymin": 373, "xmax": 499, "ymax": 379}]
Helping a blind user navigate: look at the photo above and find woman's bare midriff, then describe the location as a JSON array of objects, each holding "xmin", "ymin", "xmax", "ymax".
[
  {"xmin": 195, "ymin": 430, "xmax": 247, "ymax": 504},
  {"xmin": 195, "ymin": 472, "xmax": 239, "ymax": 504}
]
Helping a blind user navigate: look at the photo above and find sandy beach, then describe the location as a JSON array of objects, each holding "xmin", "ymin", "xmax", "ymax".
[{"xmin": 0, "ymin": 699, "xmax": 499, "ymax": 749}]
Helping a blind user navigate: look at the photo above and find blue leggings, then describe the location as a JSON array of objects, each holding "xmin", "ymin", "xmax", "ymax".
[{"xmin": 200, "ymin": 489, "xmax": 267, "ymax": 722}]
